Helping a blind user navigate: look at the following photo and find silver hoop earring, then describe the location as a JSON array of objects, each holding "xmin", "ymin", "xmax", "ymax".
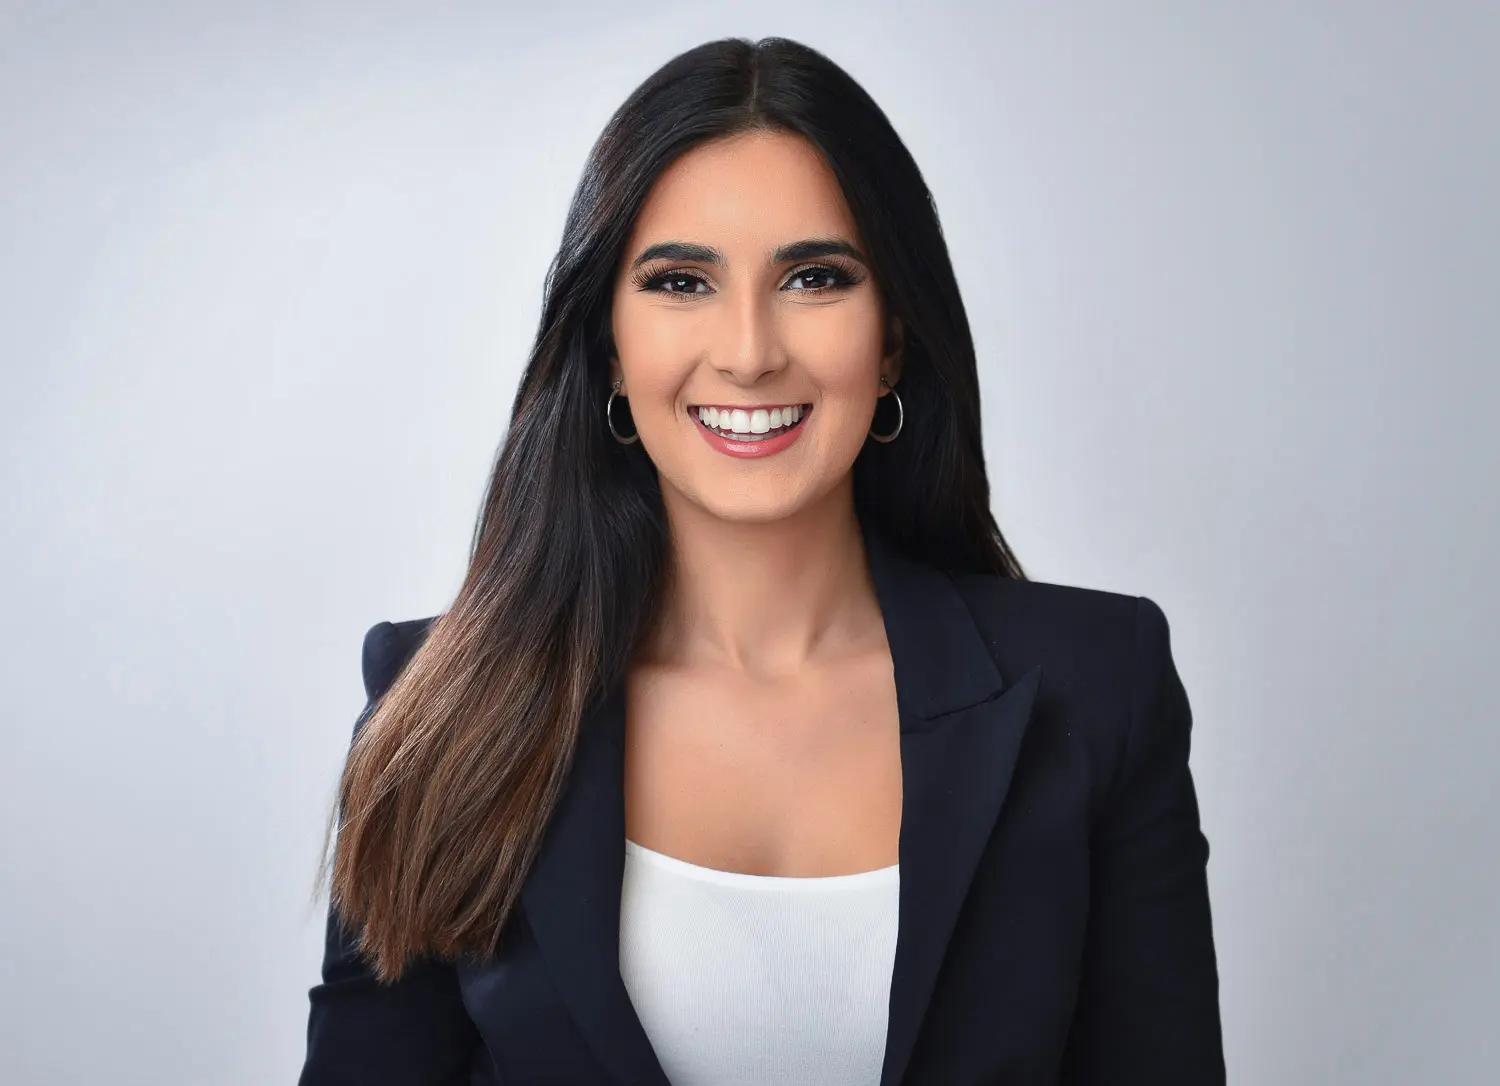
[
  {"xmin": 606, "ymin": 380, "xmax": 639, "ymax": 444},
  {"xmin": 868, "ymin": 377, "xmax": 903, "ymax": 443}
]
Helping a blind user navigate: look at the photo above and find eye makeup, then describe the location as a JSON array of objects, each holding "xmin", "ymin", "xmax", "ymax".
[{"xmin": 629, "ymin": 258, "xmax": 867, "ymax": 298}]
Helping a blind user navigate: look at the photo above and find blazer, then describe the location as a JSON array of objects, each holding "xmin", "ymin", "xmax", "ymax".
[{"xmin": 299, "ymin": 525, "xmax": 1225, "ymax": 1085}]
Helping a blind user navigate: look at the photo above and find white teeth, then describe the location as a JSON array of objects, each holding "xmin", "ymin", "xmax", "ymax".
[{"xmin": 694, "ymin": 405, "xmax": 807, "ymax": 437}]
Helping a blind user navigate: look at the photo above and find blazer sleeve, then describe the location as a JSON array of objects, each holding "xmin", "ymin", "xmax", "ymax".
[
  {"xmin": 1058, "ymin": 596, "xmax": 1226, "ymax": 1084},
  {"xmin": 298, "ymin": 621, "xmax": 481, "ymax": 1086}
]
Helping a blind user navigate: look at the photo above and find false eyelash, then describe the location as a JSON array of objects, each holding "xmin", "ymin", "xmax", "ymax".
[
  {"xmin": 628, "ymin": 266, "xmax": 698, "ymax": 294},
  {"xmin": 629, "ymin": 259, "xmax": 867, "ymax": 296},
  {"xmin": 785, "ymin": 260, "xmax": 866, "ymax": 291}
]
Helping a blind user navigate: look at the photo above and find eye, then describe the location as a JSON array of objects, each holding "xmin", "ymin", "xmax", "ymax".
[
  {"xmin": 632, "ymin": 268, "xmax": 712, "ymax": 297},
  {"xmin": 783, "ymin": 261, "xmax": 864, "ymax": 292}
]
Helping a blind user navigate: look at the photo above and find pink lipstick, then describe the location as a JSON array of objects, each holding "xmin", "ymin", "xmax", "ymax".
[{"xmin": 691, "ymin": 403, "xmax": 813, "ymax": 459}]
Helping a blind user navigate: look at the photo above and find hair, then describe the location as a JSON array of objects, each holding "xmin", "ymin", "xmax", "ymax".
[{"xmin": 315, "ymin": 35, "xmax": 1026, "ymax": 983}]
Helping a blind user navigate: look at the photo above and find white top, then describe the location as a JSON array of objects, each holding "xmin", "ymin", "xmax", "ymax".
[{"xmin": 618, "ymin": 838, "xmax": 900, "ymax": 1086}]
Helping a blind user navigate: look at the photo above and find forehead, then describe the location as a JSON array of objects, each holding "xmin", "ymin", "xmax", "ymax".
[{"xmin": 625, "ymin": 130, "xmax": 861, "ymax": 254}]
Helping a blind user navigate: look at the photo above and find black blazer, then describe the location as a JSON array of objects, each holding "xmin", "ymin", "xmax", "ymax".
[{"xmin": 300, "ymin": 526, "xmax": 1225, "ymax": 1085}]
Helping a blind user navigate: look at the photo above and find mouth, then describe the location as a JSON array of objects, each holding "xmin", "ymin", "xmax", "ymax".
[{"xmin": 688, "ymin": 403, "xmax": 813, "ymax": 443}]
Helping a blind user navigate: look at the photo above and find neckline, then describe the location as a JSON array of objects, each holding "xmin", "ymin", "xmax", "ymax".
[{"xmin": 624, "ymin": 838, "xmax": 899, "ymax": 891}]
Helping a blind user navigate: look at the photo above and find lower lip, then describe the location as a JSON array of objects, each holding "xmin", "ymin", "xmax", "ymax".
[{"xmin": 692, "ymin": 407, "xmax": 812, "ymax": 459}]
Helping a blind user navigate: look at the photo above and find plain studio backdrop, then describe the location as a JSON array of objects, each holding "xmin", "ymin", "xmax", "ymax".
[{"xmin": 2, "ymin": 2, "xmax": 1496, "ymax": 1083}]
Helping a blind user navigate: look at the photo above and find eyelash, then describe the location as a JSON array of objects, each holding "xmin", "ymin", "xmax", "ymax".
[{"xmin": 630, "ymin": 260, "xmax": 866, "ymax": 298}]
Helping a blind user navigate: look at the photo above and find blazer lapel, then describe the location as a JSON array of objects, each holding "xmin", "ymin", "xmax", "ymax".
[
  {"xmin": 514, "ymin": 521, "xmax": 1042, "ymax": 1086},
  {"xmin": 518, "ymin": 682, "xmax": 669, "ymax": 1086},
  {"xmin": 864, "ymin": 526, "xmax": 1043, "ymax": 1086}
]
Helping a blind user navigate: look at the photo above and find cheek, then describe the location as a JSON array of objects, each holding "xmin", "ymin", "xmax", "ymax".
[
  {"xmin": 611, "ymin": 307, "xmax": 692, "ymax": 418},
  {"xmin": 801, "ymin": 317, "xmax": 886, "ymax": 425},
  {"xmin": 802, "ymin": 299, "xmax": 886, "ymax": 377}
]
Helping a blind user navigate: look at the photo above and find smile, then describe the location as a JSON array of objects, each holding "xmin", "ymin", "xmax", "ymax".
[
  {"xmin": 691, "ymin": 404, "xmax": 811, "ymax": 441},
  {"xmin": 688, "ymin": 403, "xmax": 814, "ymax": 458}
]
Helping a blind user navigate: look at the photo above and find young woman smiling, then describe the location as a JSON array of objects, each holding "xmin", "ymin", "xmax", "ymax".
[{"xmin": 300, "ymin": 36, "xmax": 1225, "ymax": 1086}]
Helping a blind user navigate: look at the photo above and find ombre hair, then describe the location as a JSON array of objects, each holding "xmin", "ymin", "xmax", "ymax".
[{"xmin": 316, "ymin": 35, "xmax": 1025, "ymax": 983}]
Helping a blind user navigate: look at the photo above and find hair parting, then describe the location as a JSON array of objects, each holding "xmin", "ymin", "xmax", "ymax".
[{"xmin": 313, "ymin": 35, "xmax": 1025, "ymax": 984}]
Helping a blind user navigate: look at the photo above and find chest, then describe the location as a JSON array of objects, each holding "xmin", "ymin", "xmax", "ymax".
[
  {"xmin": 460, "ymin": 657, "xmax": 1101, "ymax": 1085},
  {"xmin": 620, "ymin": 651, "xmax": 903, "ymax": 877}
]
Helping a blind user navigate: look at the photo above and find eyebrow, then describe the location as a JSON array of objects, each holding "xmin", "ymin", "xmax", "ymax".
[{"xmin": 628, "ymin": 236, "xmax": 868, "ymax": 270}]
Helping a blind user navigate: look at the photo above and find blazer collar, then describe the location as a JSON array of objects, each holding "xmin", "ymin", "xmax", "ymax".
[{"xmin": 499, "ymin": 518, "xmax": 1043, "ymax": 1086}]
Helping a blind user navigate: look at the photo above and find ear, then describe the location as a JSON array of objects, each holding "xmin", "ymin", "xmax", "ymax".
[
  {"xmin": 608, "ymin": 354, "xmax": 624, "ymax": 391},
  {"xmin": 880, "ymin": 316, "xmax": 905, "ymax": 392}
]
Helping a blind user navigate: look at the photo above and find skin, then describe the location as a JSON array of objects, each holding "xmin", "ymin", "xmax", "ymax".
[{"xmin": 608, "ymin": 129, "xmax": 906, "ymax": 878}]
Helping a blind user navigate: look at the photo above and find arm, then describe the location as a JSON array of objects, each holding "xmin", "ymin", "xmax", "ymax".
[
  {"xmin": 298, "ymin": 622, "xmax": 480, "ymax": 1086},
  {"xmin": 1058, "ymin": 596, "xmax": 1226, "ymax": 1084}
]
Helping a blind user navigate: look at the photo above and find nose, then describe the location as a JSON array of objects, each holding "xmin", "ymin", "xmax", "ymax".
[{"xmin": 712, "ymin": 286, "xmax": 788, "ymax": 387}]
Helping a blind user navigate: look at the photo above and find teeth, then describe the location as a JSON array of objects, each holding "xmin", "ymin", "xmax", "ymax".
[{"xmin": 695, "ymin": 404, "xmax": 806, "ymax": 436}]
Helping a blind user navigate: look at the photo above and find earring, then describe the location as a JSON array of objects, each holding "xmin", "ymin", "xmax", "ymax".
[
  {"xmin": 606, "ymin": 380, "xmax": 639, "ymax": 444},
  {"xmin": 868, "ymin": 376, "xmax": 903, "ymax": 443}
]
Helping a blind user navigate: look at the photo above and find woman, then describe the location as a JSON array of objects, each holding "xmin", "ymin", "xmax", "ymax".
[{"xmin": 299, "ymin": 36, "xmax": 1225, "ymax": 1086}]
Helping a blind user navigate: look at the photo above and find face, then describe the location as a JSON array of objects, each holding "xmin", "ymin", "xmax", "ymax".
[{"xmin": 609, "ymin": 129, "xmax": 903, "ymax": 525}]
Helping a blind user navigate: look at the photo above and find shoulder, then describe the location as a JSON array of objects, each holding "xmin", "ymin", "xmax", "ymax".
[
  {"xmin": 358, "ymin": 615, "xmax": 440, "ymax": 701},
  {"xmin": 949, "ymin": 572, "xmax": 1170, "ymax": 679},
  {"xmin": 949, "ymin": 573, "xmax": 1187, "ymax": 793}
]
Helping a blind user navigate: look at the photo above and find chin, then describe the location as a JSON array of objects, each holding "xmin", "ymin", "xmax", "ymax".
[
  {"xmin": 703, "ymin": 497, "xmax": 808, "ymax": 525},
  {"xmin": 683, "ymin": 483, "xmax": 819, "ymax": 526}
]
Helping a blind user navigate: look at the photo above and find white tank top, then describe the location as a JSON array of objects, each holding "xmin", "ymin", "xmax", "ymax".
[{"xmin": 618, "ymin": 838, "xmax": 900, "ymax": 1086}]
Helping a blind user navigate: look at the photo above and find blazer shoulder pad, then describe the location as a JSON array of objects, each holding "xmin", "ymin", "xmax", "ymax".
[
  {"xmin": 359, "ymin": 616, "xmax": 439, "ymax": 702},
  {"xmin": 950, "ymin": 572, "xmax": 1141, "ymax": 641}
]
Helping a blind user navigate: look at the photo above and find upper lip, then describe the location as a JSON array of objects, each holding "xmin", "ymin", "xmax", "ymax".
[{"xmin": 687, "ymin": 402, "xmax": 811, "ymax": 410}]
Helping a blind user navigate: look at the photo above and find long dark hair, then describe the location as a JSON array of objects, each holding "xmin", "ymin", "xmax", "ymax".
[{"xmin": 318, "ymin": 35, "xmax": 1026, "ymax": 983}]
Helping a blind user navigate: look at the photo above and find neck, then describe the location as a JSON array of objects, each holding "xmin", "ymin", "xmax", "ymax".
[{"xmin": 647, "ymin": 479, "xmax": 883, "ymax": 676}]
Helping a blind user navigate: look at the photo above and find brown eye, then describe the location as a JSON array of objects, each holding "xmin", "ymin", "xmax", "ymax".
[
  {"xmin": 789, "ymin": 269, "xmax": 835, "ymax": 290},
  {"xmin": 784, "ymin": 262, "xmax": 863, "ymax": 292},
  {"xmin": 633, "ymin": 269, "xmax": 712, "ymax": 296}
]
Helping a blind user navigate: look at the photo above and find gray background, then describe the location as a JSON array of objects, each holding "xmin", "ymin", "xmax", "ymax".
[{"xmin": 3, "ymin": 1, "xmax": 1496, "ymax": 1082}]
